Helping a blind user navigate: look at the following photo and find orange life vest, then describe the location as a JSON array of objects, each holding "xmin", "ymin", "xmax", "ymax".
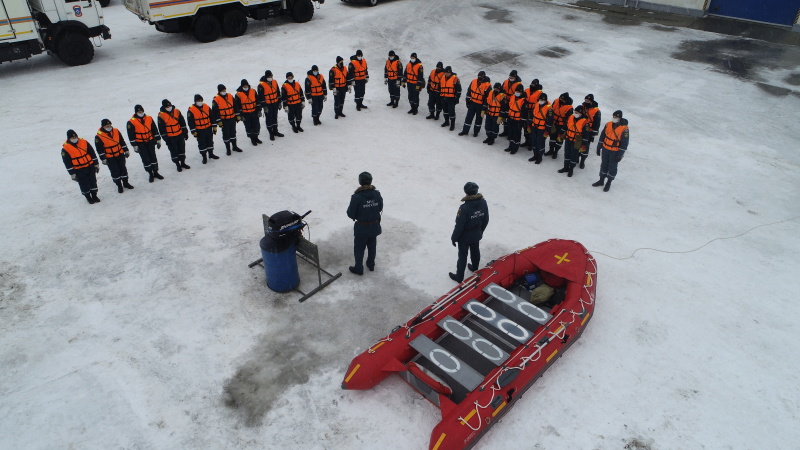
[
  {"xmin": 428, "ymin": 69, "xmax": 442, "ymax": 92},
  {"xmin": 307, "ymin": 74, "xmax": 325, "ymax": 96},
  {"xmin": 260, "ymin": 80, "xmax": 280, "ymax": 104},
  {"xmin": 503, "ymin": 79, "xmax": 521, "ymax": 96},
  {"xmin": 552, "ymin": 99, "xmax": 572, "ymax": 126},
  {"xmin": 525, "ymin": 88, "xmax": 542, "ymax": 106},
  {"xmin": 331, "ymin": 65, "xmax": 348, "ymax": 88},
  {"xmin": 566, "ymin": 115, "xmax": 588, "ymax": 142},
  {"xmin": 158, "ymin": 109, "xmax": 183, "ymax": 137},
  {"xmin": 486, "ymin": 91, "xmax": 506, "ymax": 117},
  {"xmin": 405, "ymin": 62, "xmax": 421, "ymax": 84},
  {"xmin": 236, "ymin": 89, "xmax": 257, "ymax": 113},
  {"xmin": 601, "ymin": 122, "xmax": 628, "ymax": 151},
  {"xmin": 63, "ymin": 139, "xmax": 93, "ymax": 169},
  {"xmin": 130, "ymin": 115, "xmax": 155, "ymax": 142},
  {"xmin": 532, "ymin": 102, "xmax": 551, "ymax": 129},
  {"xmin": 96, "ymin": 128, "xmax": 125, "ymax": 157},
  {"xmin": 586, "ymin": 106, "xmax": 600, "ymax": 131},
  {"xmin": 385, "ymin": 59, "xmax": 401, "ymax": 80},
  {"xmin": 283, "ymin": 81, "xmax": 302, "ymax": 105},
  {"xmin": 188, "ymin": 104, "xmax": 211, "ymax": 129},
  {"xmin": 508, "ymin": 96, "xmax": 525, "ymax": 120},
  {"xmin": 214, "ymin": 93, "xmax": 235, "ymax": 119},
  {"xmin": 439, "ymin": 75, "xmax": 458, "ymax": 98},
  {"xmin": 351, "ymin": 59, "xmax": 367, "ymax": 80},
  {"xmin": 467, "ymin": 79, "xmax": 490, "ymax": 104}
]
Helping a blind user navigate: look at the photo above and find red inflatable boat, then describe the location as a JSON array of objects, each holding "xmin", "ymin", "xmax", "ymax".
[{"xmin": 341, "ymin": 239, "xmax": 597, "ymax": 449}]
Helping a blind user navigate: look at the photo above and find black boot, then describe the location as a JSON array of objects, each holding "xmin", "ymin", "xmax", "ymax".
[
  {"xmin": 202, "ymin": 151, "xmax": 208, "ymax": 164},
  {"xmin": 486, "ymin": 138, "xmax": 495, "ymax": 145},
  {"xmin": 268, "ymin": 131, "xmax": 275, "ymax": 141},
  {"xmin": 434, "ymin": 110, "xmax": 440, "ymax": 120},
  {"xmin": 450, "ymin": 121, "xmax": 455, "ymax": 131},
  {"xmin": 254, "ymin": 136, "xmax": 263, "ymax": 144},
  {"xmin": 604, "ymin": 179, "xmax": 612, "ymax": 192},
  {"xmin": 356, "ymin": 102, "xmax": 362, "ymax": 111},
  {"xmin": 592, "ymin": 177, "xmax": 605, "ymax": 187},
  {"xmin": 297, "ymin": 124, "xmax": 304, "ymax": 132},
  {"xmin": 335, "ymin": 112, "xmax": 340, "ymax": 119},
  {"xmin": 149, "ymin": 172, "xmax": 155, "ymax": 183},
  {"xmin": 544, "ymin": 143, "xmax": 555, "ymax": 156},
  {"xmin": 274, "ymin": 130, "xmax": 284, "ymax": 137},
  {"xmin": 482, "ymin": 137, "xmax": 491, "ymax": 144},
  {"xmin": 387, "ymin": 100, "xmax": 394, "ymax": 106},
  {"xmin": 251, "ymin": 136, "xmax": 259, "ymax": 146},
  {"xmin": 153, "ymin": 171, "xmax": 164, "ymax": 180},
  {"xmin": 458, "ymin": 127, "xmax": 469, "ymax": 136},
  {"xmin": 349, "ymin": 266, "xmax": 363, "ymax": 275},
  {"xmin": 448, "ymin": 272, "xmax": 462, "ymax": 283},
  {"xmin": 339, "ymin": 111, "xmax": 346, "ymax": 118},
  {"xmin": 426, "ymin": 112, "xmax": 435, "ymax": 119},
  {"xmin": 567, "ymin": 166, "xmax": 574, "ymax": 177},
  {"xmin": 579, "ymin": 154, "xmax": 587, "ymax": 169},
  {"xmin": 557, "ymin": 165, "xmax": 570, "ymax": 173},
  {"xmin": 232, "ymin": 140, "xmax": 243, "ymax": 152},
  {"xmin": 467, "ymin": 263, "xmax": 477, "ymax": 272},
  {"xmin": 441, "ymin": 118, "xmax": 449, "ymax": 127},
  {"xmin": 504, "ymin": 145, "xmax": 512, "ymax": 152},
  {"xmin": 176, "ymin": 162, "xmax": 183, "ymax": 172},
  {"xmin": 360, "ymin": 103, "xmax": 368, "ymax": 109},
  {"xmin": 181, "ymin": 160, "xmax": 191, "ymax": 170},
  {"xmin": 510, "ymin": 145, "xmax": 518, "ymax": 155},
  {"xmin": 551, "ymin": 149, "xmax": 559, "ymax": 159},
  {"xmin": 84, "ymin": 193, "xmax": 95, "ymax": 204},
  {"xmin": 473, "ymin": 128, "xmax": 480, "ymax": 137},
  {"xmin": 122, "ymin": 180, "xmax": 134, "ymax": 189},
  {"xmin": 292, "ymin": 125, "xmax": 298, "ymax": 133},
  {"xmin": 225, "ymin": 142, "xmax": 231, "ymax": 155},
  {"xmin": 393, "ymin": 99, "xmax": 399, "ymax": 108},
  {"xmin": 115, "ymin": 180, "xmax": 124, "ymax": 193},
  {"xmin": 208, "ymin": 150, "xmax": 219, "ymax": 159},
  {"xmin": 528, "ymin": 155, "xmax": 536, "ymax": 162},
  {"xmin": 91, "ymin": 192, "xmax": 101, "ymax": 203},
  {"xmin": 535, "ymin": 154, "xmax": 543, "ymax": 164}
]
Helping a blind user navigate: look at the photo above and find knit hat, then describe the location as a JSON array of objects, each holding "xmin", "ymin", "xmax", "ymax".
[
  {"xmin": 264, "ymin": 70, "xmax": 273, "ymax": 78},
  {"xmin": 410, "ymin": 52, "xmax": 417, "ymax": 58},
  {"xmin": 311, "ymin": 65, "xmax": 318, "ymax": 71},
  {"xmin": 241, "ymin": 79, "xmax": 249, "ymax": 87},
  {"xmin": 356, "ymin": 49, "xmax": 363, "ymax": 57},
  {"xmin": 613, "ymin": 110, "xmax": 623, "ymax": 118},
  {"xmin": 286, "ymin": 72, "xmax": 294, "ymax": 79},
  {"xmin": 574, "ymin": 104, "xmax": 585, "ymax": 113},
  {"xmin": 359, "ymin": 171, "xmax": 372, "ymax": 186},
  {"xmin": 66, "ymin": 129, "xmax": 78, "ymax": 138},
  {"xmin": 444, "ymin": 66, "xmax": 452, "ymax": 73},
  {"xmin": 478, "ymin": 70, "xmax": 486, "ymax": 78},
  {"xmin": 464, "ymin": 182, "xmax": 479, "ymax": 195},
  {"xmin": 539, "ymin": 93, "xmax": 548, "ymax": 101},
  {"xmin": 101, "ymin": 118, "xmax": 111, "ymax": 126},
  {"xmin": 493, "ymin": 82, "xmax": 502, "ymax": 89},
  {"xmin": 134, "ymin": 104, "xmax": 144, "ymax": 112},
  {"xmin": 388, "ymin": 50, "xmax": 396, "ymax": 56},
  {"xmin": 194, "ymin": 94, "xmax": 203, "ymax": 102},
  {"xmin": 531, "ymin": 78, "xmax": 539, "ymax": 85},
  {"xmin": 585, "ymin": 94, "xmax": 594, "ymax": 102},
  {"xmin": 509, "ymin": 70, "xmax": 518, "ymax": 77},
  {"xmin": 162, "ymin": 99, "xmax": 171, "ymax": 108},
  {"xmin": 515, "ymin": 84, "xmax": 524, "ymax": 92},
  {"xmin": 336, "ymin": 56, "xmax": 343, "ymax": 63},
  {"xmin": 436, "ymin": 61, "xmax": 443, "ymax": 69},
  {"xmin": 217, "ymin": 84, "xmax": 226, "ymax": 92}
]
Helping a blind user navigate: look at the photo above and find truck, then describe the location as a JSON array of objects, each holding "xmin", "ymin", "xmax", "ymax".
[
  {"xmin": 0, "ymin": 0, "xmax": 110, "ymax": 65},
  {"xmin": 123, "ymin": 0, "xmax": 323, "ymax": 43}
]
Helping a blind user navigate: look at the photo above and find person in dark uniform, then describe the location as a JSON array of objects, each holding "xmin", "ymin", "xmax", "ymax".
[
  {"xmin": 438, "ymin": 66, "xmax": 462, "ymax": 131},
  {"xmin": 558, "ymin": 104, "xmax": 592, "ymax": 177},
  {"xmin": 403, "ymin": 52, "xmax": 424, "ymax": 115},
  {"xmin": 500, "ymin": 70, "xmax": 523, "ymax": 137},
  {"xmin": 426, "ymin": 61, "xmax": 443, "ymax": 120},
  {"xmin": 258, "ymin": 70, "xmax": 284, "ymax": 140},
  {"xmin": 127, "ymin": 104, "xmax": 164, "ymax": 183},
  {"xmin": 545, "ymin": 92, "xmax": 573, "ymax": 159},
  {"xmin": 213, "ymin": 84, "xmax": 242, "ymax": 155},
  {"xmin": 482, "ymin": 83, "xmax": 507, "ymax": 146},
  {"xmin": 459, "ymin": 71, "xmax": 490, "ymax": 137},
  {"xmin": 282, "ymin": 72, "xmax": 305, "ymax": 133},
  {"xmin": 449, "ymin": 182, "xmax": 489, "ymax": 282},
  {"xmin": 346, "ymin": 171, "xmax": 383, "ymax": 275},
  {"xmin": 580, "ymin": 93, "xmax": 602, "ymax": 169},
  {"xmin": 348, "ymin": 49, "xmax": 369, "ymax": 111},
  {"xmin": 527, "ymin": 93, "xmax": 553, "ymax": 164},
  {"xmin": 503, "ymin": 84, "xmax": 527, "ymax": 154},
  {"xmin": 63, "ymin": 129, "xmax": 101, "ymax": 204},
  {"xmin": 187, "ymin": 94, "xmax": 219, "ymax": 164},
  {"xmin": 157, "ymin": 99, "xmax": 191, "ymax": 172},
  {"xmin": 521, "ymin": 79, "xmax": 543, "ymax": 149},
  {"xmin": 593, "ymin": 110, "xmax": 630, "ymax": 192},
  {"xmin": 95, "ymin": 119, "xmax": 134, "ymax": 193},
  {"xmin": 384, "ymin": 50, "xmax": 403, "ymax": 108},
  {"xmin": 235, "ymin": 79, "xmax": 262, "ymax": 145},
  {"xmin": 305, "ymin": 65, "xmax": 327, "ymax": 126},
  {"xmin": 329, "ymin": 56, "xmax": 349, "ymax": 119}
]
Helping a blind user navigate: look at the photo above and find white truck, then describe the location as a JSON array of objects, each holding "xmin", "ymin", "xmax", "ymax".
[
  {"xmin": 124, "ymin": 0, "xmax": 323, "ymax": 43},
  {"xmin": 0, "ymin": 0, "xmax": 110, "ymax": 65}
]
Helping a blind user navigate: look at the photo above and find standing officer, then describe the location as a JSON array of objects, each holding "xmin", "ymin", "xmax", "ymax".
[
  {"xmin": 346, "ymin": 171, "xmax": 383, "ymax": 275},
  {"xmin": 236, "ymin": 79, "xmax": 262, "ymax": 145},
  {"xmin": 425, "ymin": 61, "xmax": 443, "ymax": 120},
  {"xmin": 213, "ymin": 84, "xmax": 242, "ymax": 155},
  {"xmin": 384, "ymin": 50, "xmax": 403, "ymax": 108},
  {"xmin": 403, "ymin": 52, "xmax": 424, "ymax": 115},
  {"xmin": 579, "ymin": 94, "xmax": 602, "ymax": 169},
  {"xmin": 500, "ymin": 70, "xmax": 523, "ymax": 137},
  {"xmin": 449, "ymin": 182, "xmax": 489, "ymax": 283},
  {"xmin": 157, "ymin": 99, "xmax": 191, "ymax": 172},
  {"xmin": 329, "ymin": 56, "xmax": 349, "ymax": 119},
  {"xmin": 305, "ymin": 65, "xmax": 327, "ymax": 126},
  {"xmin": 258, "ymin": 70, "xmax": 284, "ymax": 140},
  {"xmin": 62, "ymin": 129, "xmax": 101, "ymax": 204},
  {"xmin": 95, "ymin": 119, "xmax": 134, "ymax": 193},
  {"xmin": 127, "ymin": 104, "xmax": 163, "ymax": 183},
  {"xmin": 521, "ymin": 79, "xmax": 543, "ymax": 148},
  {"xmin": 188, "ymin": 94, "xmax": 219, "ymax": 164},
  {"xmin": 459, "ymin": 71, "xmax": 490, "ymax": 137},
  {"xmin": 558, "ymin": 104, "xmax": 591, "ymax": 177},
  {"xmin": 348, "ymin": 49, "xmax": 369, "ymax": 111},
  {"xmin": 593, "ymin": 110, "xmax": 629, "ymax": 192},
  {"xmin": 282, "ymin": 72, "xmax": 305, "ymax": 133},
  {"xmin": 439, "ymin": 66, "xmax": 462, "ymax": 131},
  {"xmin": 527, "ymin": 93, "xmax": 553, "ymax": 164},
  {"xmin": 482, "ymin": 83, "xmax": 507, "ymax": 146},
  {"xmin": 504, "ymin": 84, "xmax": 527, "ymax": 154},
  {"xmin": 545, "ymin": 92, "xmax": 573, "ymax": 159}
]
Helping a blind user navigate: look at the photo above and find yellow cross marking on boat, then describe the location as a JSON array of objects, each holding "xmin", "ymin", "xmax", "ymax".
[{"xmin": 555, "ymin": 253, "xmax": 571, "ymax": 264}]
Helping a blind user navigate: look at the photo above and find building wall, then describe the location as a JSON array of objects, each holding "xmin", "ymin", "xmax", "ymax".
[{"xmin": 596, "ymin": 0, "xmax": 706, "ymax": 17}]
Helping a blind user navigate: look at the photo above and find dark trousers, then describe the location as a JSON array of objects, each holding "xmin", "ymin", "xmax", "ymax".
[
  {"xmin": 508, "ymin": 119, "xmax": 522, "ymax": 151},
  {"xmin": 287, "ymin": 103, "xmax": 302, "ymax": 128},
  {"xmin": 264, "ymin": 103, "xmax": 280, "ymax": 134},
  {"xmin": 427, "ymin": 91, "xmax": 440, "ymax": 115},
  {"xmin": 407, "ymin": 84, "xmax": 420, "ymax": 109},
  {"xmin": 242, "ymin": 111, "xmax": 260, "ymax": 137},
  {"xmin": 462, "ymin": 101, "xmax": 483, "ymax": 134},
  {"xmin": 165, "ymin": 135, "xmax": 186, "ymax": 163},
  {"xmin": 137, "ymin": 141, "xmax": 158, "ymax": 173},
  {"xmin": 563, "ymin": 140, "xmax": 580, "ymax": 168},
  {"xmin": 532, "ymin": 127, "xmax": 548, "ymax": 156},
  {"xmin": 441, "ymin": 97, "xmax": 456, "ymax": 124},
  {"xmin": 334, "ymin": 87, "xmax": 347, "ymax": 115},
  {"xmin": 353, "ymin": 235, "xmax": 377, "ymax": 271},
  {"xmin": 387, "ymin": 79, "xmax": 400, "ymax": 102},
  {"xmin": 75, "ymin": 166, "xmax": 98, "ymax": 195},
  {"xmin": 353, "ymin": 79, "xmax": 366, "ymax": 105},
  {"xmin": 310, "ymin": 95, "xmax": 324, "ymax": 119},
  {"xmin": 549, "ymin": 124, "xmax": 565, "ymax": 152},
  {"xmin": 456, "ymin": 241, "xmax": 480, "ymax": 279},
  {"xmin": 600, "ymin": 148, "xmax": 621, "ymax": 180},
  {"xmin": 195, "ymin": 127, "xmax": 213, "ymax": 153},
  {"xmin": 485, "ymin": 115, "xmax": 499, "ymax": 139},
  {"xmin": 220, "ymin": 118, "xmax": 237, "ymax": 144},
  {"xmin": 106, "ymin": 155, "xmax": 129, "ymax": 182}
]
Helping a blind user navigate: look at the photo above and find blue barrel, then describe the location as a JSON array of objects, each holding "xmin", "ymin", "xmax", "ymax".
[{"xmin": 260, "ymin": 234, "xmax": 300, "ymax": 292}]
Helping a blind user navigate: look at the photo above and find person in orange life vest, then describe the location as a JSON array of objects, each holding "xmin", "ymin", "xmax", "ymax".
[
  {"xmin": 499, "ymin": 70, "xmax": 522, "ymax": 137},
  {"xmin": 348, "ymin": 49, "xmax": 369, "ymax": 111},
  {"xmin": 425, "ymin": 61, "xmax": 444, "ymax": 120},
  {"xmin": 234, "ymin": 79, "xmax": 262, "ymax": 146},
  {"xmin": 188, "ymin": 94, "xmax": 219, "ymax": 164},
  {"xmin": 63, "ymin": 129, "xmax": 101, "ymax": 204},
  {"xmin": 212, "ymin": 84, "xmax": 242, "ymax": 155},
  {"xmin": 459, "ymin": 71, "xmax": 491, "ymax": 137},
  {"xmin": 557, "ymin": 104, "xmax": 592, "ymax": 177},
  {"xmin": 545, "ymin": 92, "xmax": 573, "ymax": 159},
  {"xmin": 579, "ymin": 93, "xmax": 602, "ymax": 169},
  {"xmin": 521, "ymin": 79, "xmax": 543, "ymax": 149},
  {"xmin": 305, "ymin": 65, "xmax": 327, "ymax": 126},
  {"xmin": 95, "ymin": 118, "xmax": 134, "ymax": 194},
  {"xmin": 482, "ymin": 83, "xmax": 508, "ymax": 146},
  {"xmin": 127, "ymin": 104, "xmax": 164, "ymax": 183},
  {"xmin": 527, "ymin": 92, "xmax": 554, "ymax": 165},
  {"xmin": 258, "ymin": 70, "xmax": 284, "ymax": 141},
  {"xmin": 329, "ymin": 56, "xmax": 349, "ymax": 119},
  {"xmin": 503, "ymin": 84, "xmax": 528, "ymax": 154},
  {"xmin": 384, "ymin": 50, "xmax": 403, "ymax": 108},
  {"xmin": 281, "ymin": 72, "xmax": 305, "ymax": 133},
  {"xmin": 439, "ymin": 66, "xmax": 462, "ymax": 131},
  {"xmin": 593, "ymin": 110, "xmax": 629, "ymax": 192},
  {"xmin": 402, "ymin": 52, "xmax": 424, "ymax": 115},
  {"xmin": 157, "ymin": 99, "xmax": 190, "ymax": 173}
]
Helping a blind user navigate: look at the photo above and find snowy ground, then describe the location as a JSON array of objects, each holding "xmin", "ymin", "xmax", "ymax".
[{"xmin": 2, "ymin": 0, "xmax": 800, "ymax": 449}]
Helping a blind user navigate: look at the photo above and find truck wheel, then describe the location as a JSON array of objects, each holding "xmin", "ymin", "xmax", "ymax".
[
  {"xmin": 221, "ymin": 9, "xmax": 248, "ymax": 37},
  {"xmin": 98, "ymin": 0, "xmax": 110, "ymax": 7},
  {"xmin": 193, "ymin": 14, "xmax": 221, "ymax": 42},
  {"xmin": 291, "ymin": 0, "xmax": 314, "ymax": 23},
  {"xmin": 56, "ymin": 32, "xmax": 94, "ymax": 66}
]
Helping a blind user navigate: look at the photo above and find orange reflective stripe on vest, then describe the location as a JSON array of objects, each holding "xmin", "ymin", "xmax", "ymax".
[
  {"xmin": 96, "ymin": 128, "xmax": 124, "ymax": 157},
  {"xmin": 439, "ymin": 75, "xmax": 458, "ymax": 98},
  {"xmin": 508, "ymin": 96, "xmax": 525, "ymax": 120},
  {"xmin": 385, "ymin": 59, "xmax": 400, "ymax": 80},
  {"xmin": 284, "ymin": 81, "xmax": 302, "ymax": 104},
  {"xmin": 532, "ymin": 103, "xmax": 551, "ymax": 129},
  {"xmin": 158, "ymin": 110, "xmax": 183, "ymax": 137},
  {"xmin": 468, "ymin": 79, "xmax": 490, "ymax": 104},
  {"xmin": 260, "ymin": 80, "xmax": 279, "ymax": 104},
  {"xmin": 63, "ymin": 139, "xmax": 93, "ymax": 169},
  {"xmin": 332, "ymin": 65, "xmax": 348, "ymax": 88},
  {"xmin": 351, "ymin": 59, "xmax": 367, "ymax": 80},
  {"xmin": 215, "ymin": 93, "xmax": 235, "ymax": 119},
  {"xmin": 130, "ymin": 115, "xmax": 154, "ymax": 142},
  {"xmin": 189, "ymin": 104, "xmax": 211, "ymax": 129},
  {"xmin": 487, "ymin": 91, "xmax": 505, "ymax": 116},
  {"xmin": 566, "ymin": 116, "xmax": 588, "ymax": 141},
  {"xmin": 602, "ymin": 122, "xmax": 627, "ymax": 151},
  {"xmin": 237, "ymin": 90, "xmax": 257, "ymax": 113},
  {"xmin": 405, "ymin": 62, "xmax": 421, "ymax": 84},
  {"xmin": 428, "ymin": 70, "xmax": 442, "ymax": 92},
  {"xmin": 308, "ymin": 75, "xmax": 325, "ymax": 96}
]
